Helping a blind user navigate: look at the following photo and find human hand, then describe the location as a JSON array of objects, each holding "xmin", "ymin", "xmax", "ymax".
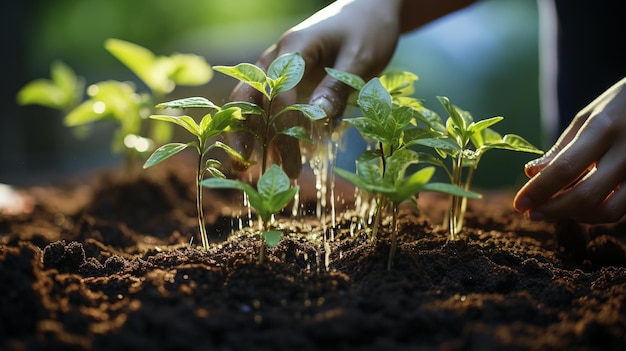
[
  {"xmin": 514, "ymin": 77, "xmax": 626, "ymax": 223},
  {"xmin": 228, "ymin": 0, "xmax": 405, "ymax": 178}
]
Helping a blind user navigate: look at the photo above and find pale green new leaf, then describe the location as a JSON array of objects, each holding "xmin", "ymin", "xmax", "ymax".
[
  {"xmin": 156, "ymin": 97, "xmax": 219, "ymax": 110},
  {"xmin": 105, "ymin": 38, "xmax": 173, "ymax": 94},
  {"xmin": 168, "ymin": 53, "xmax": 213, "ymax": 86},
  {"xmin": 205, "ymin": 107, "xmax": 243, "ymax": 137},
  {"xmin": 379, "ymin": 71, "xmax": 418, "ymax": 97},
  {"xmin": 64, "ymin": 100, "xmax": 107, "ymax": 126},
  {"xmin": 267, "ymin": 52, "xmax": 305, "ymax": 96},
  {"xmin": 214, "ymin": 63, "xmax": 268, "ymax": 99},
  {"xmin": 143, "ymin": 142, "xmax": 191, "ymax": 168},
  {"xmin": 469, "ymin": 116, "xmax": 503, "ymax": 134},
  {"xmin": 150, "ymin": 114, "xmax": 200, "ymax": 137},
  {"xmin": 324, "ymin": 68, "xmax": 365, "ymax": 90},
  {"xmin": 438, "ymin": 96, "xmax": 466, "ymax": 132}
]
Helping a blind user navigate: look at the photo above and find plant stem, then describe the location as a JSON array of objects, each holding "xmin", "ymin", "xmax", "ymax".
[
  {"xmin": 387, "ymin": 204, "xmax": 398, "ymax": 271},
  {"xmin": 261, "ymin": 101, "xmax": 273, "ymax": 175},
  {"xmin": 371, "ymin": 195, "xmax": 384, "ymax": 244},
  {"xmin": 448, "ymin": 154, "xmax": 464, "ymax": 241},
  {"xmin": 259, "ymin": 221, "xmax": 268, "ymax": 264},
  {"xmin": 456, "ymin": 165, "xmax": 476, "ymax": 232},
  {"xmin": 197, "ymin": 147, "xmax": 209, "ymax": 250}
]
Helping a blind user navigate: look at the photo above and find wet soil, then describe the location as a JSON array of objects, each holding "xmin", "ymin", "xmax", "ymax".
[{"xmin": 1, "ymin": 159, "xmax": 626, "ymax": 350}]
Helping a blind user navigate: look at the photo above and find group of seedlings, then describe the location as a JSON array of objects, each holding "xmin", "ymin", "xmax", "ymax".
[{"xmin": 18, "ymin": 39, "xmax": 543, "ymax": 268}]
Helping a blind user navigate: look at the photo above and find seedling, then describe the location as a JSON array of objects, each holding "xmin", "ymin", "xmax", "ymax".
[
  {"xmin": 143, "ymin": 97, "xmax": 248, "ymax": 250},
  {"xmin": 17, "ymin": 38, "xmax": 213, "ymax": 171},
  {"xmin": 202, "ymin": 164, "xmax": 298, "ymax": 264},
  {"xmin": 212, "ymin": 52, "xmax": 326, "ymax": 177},
  {"xmin": 330, "ymin": 73, "xmax": 479, "ymax": 268},
  {"xmin": 413, "ymin": 96, "xmax": 543, "ymax": 240}
]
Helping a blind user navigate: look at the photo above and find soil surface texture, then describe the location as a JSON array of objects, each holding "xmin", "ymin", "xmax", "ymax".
[{"xmin": 2, "ymin": 160, "xmax": 626, "ymax": 351}]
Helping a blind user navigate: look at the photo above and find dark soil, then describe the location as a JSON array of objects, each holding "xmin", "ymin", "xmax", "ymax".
[{"xmin": 2, "ymin": 159, "xmax": 626, "ymax": 351}]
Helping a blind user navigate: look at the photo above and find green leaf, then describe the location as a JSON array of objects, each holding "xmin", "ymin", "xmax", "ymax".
[
  {"xmin": 168, "ymin": 53, "xmax": 213, "ymax": 86},
  {"xmin": 214, "ymin": 63, "xmax": 268, "ymax": 99},
  {"xmin": 379, "ymin": 71, "xmax": 418, "ymax": 96},
  {"xmin": 422, "ymin": 182, "xmax": 482, "ymax": 199},
  {"xmin": 358, "ymin": 78, "xmax": 392, "ymax": 123},
  {"xmin": 411, "ymin": 137, "xmax": 460, "ymax": 154},
  {"xmin": 205, "ymin": 107, "xmax": 243, "ymax": 137},
  {"xmin": 279, "ymin": 126, "xmax": 312, "ymax": 143},
  {"xmin": 202, "ymin": 178, "xmax": 264, "ymax": 213},
  {"xmin": 355, "ymin": 155, "xmax": 383, "ymax": 186},
  {"xmin": 209, "ymin": 141, "xmax": 253, "ymax": 168},
  {"xmin": 324, "ymin": 67, "xmax": 365, "ymax": 90},
  {"xmin": 437, "ymin": 96, "xmax": 466, "ymax": 132},
  {"xmin": 257, "ymin": 164, "xmax": 290, "ymax": 200},
  {"xmin": 393, "ymin": 166, "xmax": 436, "ymax": 203},
  {"xmin": 17, "ymin": 79, "xmax": 69, "ymax": 109},
  {"xmin": 384, "ymin": 149, "xmax": 420, "ymax": 186},
  {"xmin": 156, "ymin": 97, "xmax": 219, "ymax": 110},
  {"xmin": 279, "ymin": 104, "xmax": 327, "ymax": 121},
  {"xmin": 267, "ymin": 52, "xmax": 305, "ymax": 96},
  {"xmin": 143, "ymin": 142, "xmax": 190, "ymax": 168},
  {"xmin": 334, "ymin": 167, "xmax": 374, "ymax": 193},
  {"xmin": 105, "ymin": 38, "xmax": 174, "ymax": 95},
  {"xmin": 222, "ymin": 101, "xmax": 264, "ymax": 115},
  {"xmin": 469, "ymin": 116, "xmax": 503, "ymax": 134},
  {"xmin": 64, "ymin": 100, "xmax": 106, "ymax": 126},
  {"xmin": 266, "ymin": 187, "xmax": 298, "ymax": 218},
  {"xmin": 150, "ymin": 114, "xmax": 200, "ymax": 137},
  {"xmin": 262, "ymin": 230, "xmax": 283, "ymax": 248}
]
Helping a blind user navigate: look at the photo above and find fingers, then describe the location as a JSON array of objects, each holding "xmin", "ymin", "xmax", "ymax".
[
  {"xmin": 514, "ymin": 115, "xmax": 612, "ymax": 214},
  {"xmin": 527, "ymin": 144, "xmax": 626, "ymax": 223}
]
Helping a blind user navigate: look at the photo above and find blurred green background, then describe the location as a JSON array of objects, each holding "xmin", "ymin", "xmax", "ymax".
[{"xmin": 2, "ymin": 0, "xmax": 542, "ymax": 189}]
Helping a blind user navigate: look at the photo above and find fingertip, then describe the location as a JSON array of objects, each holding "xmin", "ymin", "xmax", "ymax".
[{"xmin": 513, "ymin": 195, "xmax": 533, "ymax": 213}]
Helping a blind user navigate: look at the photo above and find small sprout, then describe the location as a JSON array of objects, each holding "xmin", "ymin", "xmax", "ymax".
[
  {"xmin": 214, "ymin": 52, "xmax": 326, "ymax": 178},
  {"xmin": 202, "ymin": 164, "xmax": 298, "ymax": 263},
  {"xmin": 143, "ymin": 97, "xmax": 248, "ymax": 250}
]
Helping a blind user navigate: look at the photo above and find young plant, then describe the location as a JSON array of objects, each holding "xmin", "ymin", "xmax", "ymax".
[
  {"xmin": 17, "ymin": 38, "xmax": 213, "ymax": 172},
  {"xmin": 143, "ymin": 97, "xmax": 247, "ymax": 250},
  {"xmin": 212, "ymin": 52, "xmax": 326, "ymax": 176},
  {"xmin": 329, "ymin": 71, "xmax": 479, "ymax": 267},
  {"xmin": 414, "ymin": 96, "xmax": 543, "ymax": 240},
  {"xmin": 202, "ymin": 164, "xmax": 298, "ymax": 264}
]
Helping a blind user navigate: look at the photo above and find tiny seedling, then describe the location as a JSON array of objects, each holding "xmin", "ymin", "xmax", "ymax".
[
  {"xmin": 17, "ymin": 38, "xmax": 213, "ymax": 171},
  {"xmin": 413, "ymin": 96, "xmax": 543, "ymax": 240},
  {"xmin": 213, "ymin": 52, "xmax": 326, "ymax": 177},
  {"xmin": 202, "ymin": 164, "xmax": 298, "ymax": 264},
  {"xmin": 143, "ymin": 97, "xmax": 248, "ymax": 250}
]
